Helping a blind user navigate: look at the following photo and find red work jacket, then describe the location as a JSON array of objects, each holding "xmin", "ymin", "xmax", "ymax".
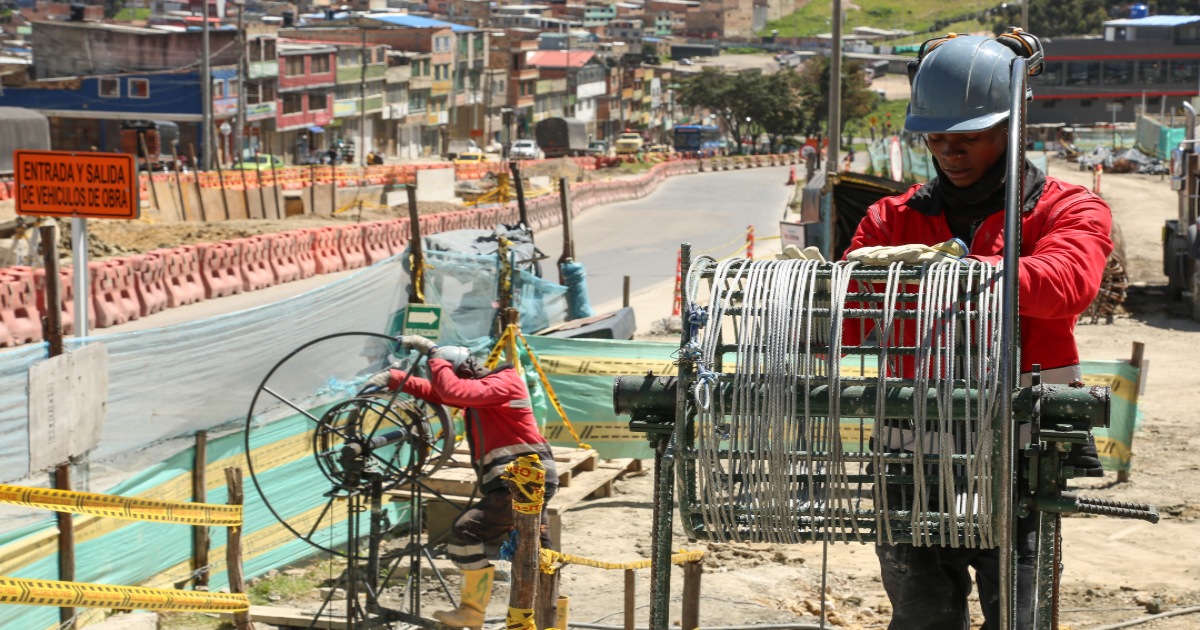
[
  {"xmin": 389, "ymin": 359, "xmax": 557, "ymax": 493},
  {"xmin": 844, "ymin": 175, "xmax": 1113, "ymax": 374}
]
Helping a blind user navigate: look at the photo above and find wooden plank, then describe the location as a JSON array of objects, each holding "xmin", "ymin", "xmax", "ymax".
[{"xmin": 235, "ymin": 605, "xmax": 350, "ymax": 629}]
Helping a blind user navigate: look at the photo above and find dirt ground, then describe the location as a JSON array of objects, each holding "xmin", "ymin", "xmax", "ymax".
[{"xmin": 126, "ymin": 157, "xmax": 1199, "ymax": 630}]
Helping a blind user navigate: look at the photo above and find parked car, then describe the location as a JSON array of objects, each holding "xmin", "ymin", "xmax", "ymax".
[
  {"xmin": 614, "ymin": 132, "xmax": 645, "ymax": 155},
  {"xmin": 231, "ymin": 154, "xmax": 287, "ymax": 170},
  {"xmin": 646, "ymin": 143, "xmax": 671, "ymax": 154},
  {"xmin": 587, "ymin": 140, "xmax": 610, "ymax": 157},
  {"xmin": 453, "ymin": 150, "xmax": 487, "ymax": 165},
  {"xmin": 510, "ymin": 139, "xmax": 541, "ymax": 160}
]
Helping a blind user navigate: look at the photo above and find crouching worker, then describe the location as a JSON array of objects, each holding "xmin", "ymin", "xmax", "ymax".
[{"xmin": 366, "ymin": 335, "xmax": 558, "ymax": 630}]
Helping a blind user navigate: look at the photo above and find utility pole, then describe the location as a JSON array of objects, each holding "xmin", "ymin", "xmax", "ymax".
[
  {"xmin": 202, "ymin": 0, "xmax": 214, "ymax": 171},
  {"xmin": 360, "ymin": 27, "xmax": 368, "ymax": 166},
  {"xmin": 827, "ymin": 0, "xmax": 842, "ymax": 172},
  {"xmin": 235, "ymin": 0, "xmax": 246, "ymax": 166}
]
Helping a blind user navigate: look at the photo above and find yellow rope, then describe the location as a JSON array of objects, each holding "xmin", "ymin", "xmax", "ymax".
[
  {"xmin": 539, "ymin": 549, "xmax": 705, "ymax": 574},
  {"xmin": 514, "ymin": 329, "xmax": 591, "ymax": 450}
]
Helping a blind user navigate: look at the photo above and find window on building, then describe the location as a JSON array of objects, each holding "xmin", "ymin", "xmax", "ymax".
[
  {"xmin": 387, "ymin": 84, "xmax": 405, "ymax": 103},
  {"xmin": 308, "ymin": 92, "xmax": 327, "ymax": 111},
  {"xmin": 227, "ymin": 80, "xmax": 237, "ymax": 97},
  {"xmin": 128, "ymin": 78, "xmax": 150, "ymax": 98},
  {"xmin": 422, "ymin": 60, "xmax": 431, "ymax": 76},
  {"xmin": 1080, "ymin": 99, "xmax": 1094, "ymax": 107},
  {"xmin": 285, "ymin": 56, "xmax": 305, "ymax": 77},
  {"xmin": 458, "ymin": 36, "xmax": 467, "ymax": 56},
  {"xmin": 312, "ymin": 55, "xmax": 331, "ymax": 74},
  {"xmin": 282, "ymin": 93, "xmax": 304, "ymax": 114},
  {"xmin": 1030, "ymin": 62, "xmax": 1060, "ymax": 87},
  {"xmin": 409, "ymin": 91, "xmax": 426, "ymax": 111},
  {"xmin": 212, "ymin": 80, "xmax": 225, "ymax": 99},
  {"xmin": 366, "ymin": 82, "xmax": 383, "ymax": 97},
  {"xmin": 1140, "ymin": 60, "xmax": 1168, "ymax": 84},
  {"xmin": 1170, "ymin": 60, "xmax": 1198, "ymax": 84},
  {"xmin": 1042, "ymin": 100, "xmax": 1057, "ymax": 108},
  {"xmin": 1065, "ymin": 62, "xmax": 1099, "ymax": 86},
  {"xmin": 1102, "ymin": 61, "xmax": 1133, "ymax": 85},
  {"xmin": 98, "ymin": 77, "xmax": 119, "ymax": 98}
]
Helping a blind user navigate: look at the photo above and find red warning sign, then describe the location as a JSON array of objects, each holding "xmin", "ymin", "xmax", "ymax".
[{"xmin": 15, "ymin": 150, "xmax": 139, "ymax": 220}]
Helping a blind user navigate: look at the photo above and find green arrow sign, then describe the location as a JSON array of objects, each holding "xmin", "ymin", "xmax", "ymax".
[{"xmin": 402, "ymin": 304, "xmax": 443, "ymax": 341}]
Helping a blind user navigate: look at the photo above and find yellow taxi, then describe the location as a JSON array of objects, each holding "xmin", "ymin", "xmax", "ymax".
[{"xmin": 453, "ymin": 150, "xmax": 487, "ymax": 165}]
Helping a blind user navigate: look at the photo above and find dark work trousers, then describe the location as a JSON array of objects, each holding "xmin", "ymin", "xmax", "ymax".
[
  {"xmin": 875, "ymin": 486, "xmax": 1038, "ymax": 630},
  {"xmin": 447, "ymin": 484, "xmax": 558, "ymax": 569}
]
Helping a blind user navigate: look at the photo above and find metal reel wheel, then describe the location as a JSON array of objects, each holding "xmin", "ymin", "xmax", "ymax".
[{"xmin": 245, "ymin": 332, "xmax": 456, "ymax": 559}]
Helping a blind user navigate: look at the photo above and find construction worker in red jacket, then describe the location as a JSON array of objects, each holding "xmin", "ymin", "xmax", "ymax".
[
  {"xmin": 782, "ymin": 33, "xmax": 1112, "ymax": 628},
  {"xmin": 367, "ymin": 335, "xmax": 557, "ymax": 630}
]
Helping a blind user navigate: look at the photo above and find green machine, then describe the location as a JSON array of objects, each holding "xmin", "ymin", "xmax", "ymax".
[{"xmin": 613, "ymin": 58, "xmax": 1158, "ymax": 630}]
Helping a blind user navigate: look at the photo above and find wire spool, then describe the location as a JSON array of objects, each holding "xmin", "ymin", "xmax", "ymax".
[
  {"xmin": 245, "ymin": 332, "xmax": 455, "ymax": 558},
  {"xmin": 679, "ymin": 256, "xmax": 1007, "ymax": 548}
]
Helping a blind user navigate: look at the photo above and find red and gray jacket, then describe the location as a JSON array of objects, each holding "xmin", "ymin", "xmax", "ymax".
[
  {"xmin": 844, "ymin": 174, "xmax": 1113, "ymax": 377},
  {"xmin": 389, "ymin": 359, "xmax": 557, "ymax": 493}
]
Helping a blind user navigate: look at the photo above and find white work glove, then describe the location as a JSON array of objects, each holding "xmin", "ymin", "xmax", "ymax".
[
  {"xmin": 400, "ymin": 335, "xmax": 437, "ymax": 355},
  {"xmin": 776, "ymin": 245, "xmax": 827, "ymax": 262},
  {"xmin": 846, "ymin": 238, "xmax": 967, "ymax": 266},
  {"xmin": 364, "ymin": 368, "xmax": 395, "ymax": 391}
]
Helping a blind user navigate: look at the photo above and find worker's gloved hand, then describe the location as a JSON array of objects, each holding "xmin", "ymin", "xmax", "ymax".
[
  {"xmin": 400, "ymin": 335, "xmax": 437, "ymax": 355},
  {"xmin": 363, "ymin": 368, "xmax": 397, "ymax": 392},
  {"xmin": 776, "ymin": 245, "xmax": 827, "ymax": 263},
  {"xmin": 846, "ymin": 238, "xmax": 968, "ymax": 266}
]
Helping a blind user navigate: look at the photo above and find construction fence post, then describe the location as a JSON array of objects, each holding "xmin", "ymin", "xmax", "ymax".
[{"xmin": 506, "ymin": 455, "xmax": 546, "ymax": 630}]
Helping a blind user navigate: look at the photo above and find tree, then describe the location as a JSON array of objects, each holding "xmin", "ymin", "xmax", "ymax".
[
  {"xmin": 677, "ymin": 68, "xmax": 768, "ymax": 154},
  {"xmin": 746, "ymin": 71, "xmax": 810, "ymax": 153},
  {"xmin": 794, "ymin": 57, "xmax": 877, "ymax": 146}
]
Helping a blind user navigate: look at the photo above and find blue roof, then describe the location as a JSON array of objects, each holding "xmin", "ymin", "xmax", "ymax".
[
  {"xmin": 367, "ymin": 14, "xmax": 474, "ymax": 32},
  {"xmin": 1104, "ymin": 15, "xmax": 1200, "ymax": 27}
]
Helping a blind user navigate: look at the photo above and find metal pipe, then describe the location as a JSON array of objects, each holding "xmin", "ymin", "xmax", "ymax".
[{"xmin": 997, "ymin": 56, "xmax": 1028, "ymax": 630}]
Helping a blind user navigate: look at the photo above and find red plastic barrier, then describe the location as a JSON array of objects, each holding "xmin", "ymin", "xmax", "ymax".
[
  {"xmin": 312, "ymin": 227, "xmax": 345, "ymax": 275},
  {"xmin": 130, "ymin": 253, "xmax": 168, "ymax": 318},
  {"xmin": 361, "ymin": 222, "xmax": 391, "ymax": 265},
  {"xmin": 0, "ymin": 268, "xmax": 43, "ymax": 345},
  {"xmin": 383, "ymin": 219, "xmax": 407, "ymax": 254},
  {"xmin": 266, "ymin": 233, "xmax": 302, "ymax": 284},
  {"xmin": 338, "ymin": 225, "xmax": 367, "ymax": 270},
  {"xmin": 161, "ymin": 246, "xmax": 206, "ymax": 308},
  {"xmin": 88, "ymin": 260, "xmax": 141, "ymax": 329},
  {"xmin": 197, "ymin": 242, "xmax": 244, "ymax": 299},
  {"xmin": 236, "ymin": 236, "xmax": 276, "ymax": 292},
  {"xmin": 33, "ymin": 267, "xmax": 75, "ymax": 335},
  {"xmin": 293, "ymin": 229, "xmax": 318, "ymax": 279}
]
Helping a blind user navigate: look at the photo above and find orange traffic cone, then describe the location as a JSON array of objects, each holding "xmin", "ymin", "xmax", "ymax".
[{"xmin": 786, "ymin": 165, "xmax": 796, "ymax": 186}]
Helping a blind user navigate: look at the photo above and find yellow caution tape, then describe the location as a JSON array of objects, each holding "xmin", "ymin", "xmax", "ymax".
[
  {"xmin": 0, "ymin": 485, "xmax": 242, "ymax": 527},
  {"xmin": 507, "ymin": 606, "xmax": 536, "ymax": 630},
  {"xmin": 502, "ymin": 455, "xmax": 545, "ymax": 515},
  {"xmin": 539, "ymin": 549, "xmax": 705, "ymax": 574},
  {"xmin": 0, "ymin": 577, "xmax": 249, "ymax": 613},
  {"xmin": 514, "ymin": 329, "xmax": 591, "ymax": 451}
]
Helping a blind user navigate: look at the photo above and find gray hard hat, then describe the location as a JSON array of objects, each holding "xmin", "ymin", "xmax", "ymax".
[
  {"xmin": 435, "ymin": 346, "xmax": 472, "ymax": 371},
  {"xmin": 905, "ymin": 35, "xmax": 1019, "ymax": 134}
]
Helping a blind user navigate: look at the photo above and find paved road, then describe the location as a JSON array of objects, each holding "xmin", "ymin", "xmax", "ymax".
[
  {"xmin": 536, "ymin": 166, "xmax": 794, "ymax": 311},
  {"xmin": 82, "ymin": 166, "xmax": 794, "ymax": 338}
]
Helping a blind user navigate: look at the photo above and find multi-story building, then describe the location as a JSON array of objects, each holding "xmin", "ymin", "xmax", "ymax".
[
  {"xmin": 401, "ymin": 51, "xmax": 436, "ymax": 156},
  {"xmin": 242, "ymin": 35, "xmax": 280, "ymax": 161},
  {"xmin": 685, "ymin": 0, "xmax": 752, "ymax": 39},
  {"xmin": 525, "ymin": 50, "xmax": 607, "ymax": 134},
  {"xmin": 283, "ymin": 15, "xmax": 484, "ymax": 157},
  {"xmin": 1, "ymin": 20, "xmax": 242, "ymax": 163},
  {"xmin": 383, "ymin": 52, "xmax": 414, "ymax": 158},
  {"xmin": 330, "ymin": 41, "xmax": 388, "ymax": 160},
  {"xmin": 491, "ymin": 33, "xmax": 539, "ymax": 142},
  {"xmin": 276, "ymin": 40, "xmax": 336, "ymax": 163},
  {"xmin": 1028, "ymin": 15, "xmax": 1200, "ymax": 125}
]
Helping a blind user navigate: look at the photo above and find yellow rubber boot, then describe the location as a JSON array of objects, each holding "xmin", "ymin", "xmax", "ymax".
[{"xmin": 434, "ymin": 566, "xmax": 494, "ymax": 630}]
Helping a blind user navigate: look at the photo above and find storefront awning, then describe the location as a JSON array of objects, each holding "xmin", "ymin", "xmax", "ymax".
[{"xmin": 308, "ymin": 126, "xmax": 324, "ymax": 133}]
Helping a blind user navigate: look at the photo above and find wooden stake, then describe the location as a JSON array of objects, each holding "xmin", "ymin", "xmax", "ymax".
[
  {"xmin": 506, "ymin": 456, "xmax": 545, "ymax": 630},
  {"xmin": 41, "ymin": 224, "xmax": 64, "ymax": 357},
  {"xmin": 189, "ymin": 143, "xmax": 209, "ymax": 221},
  {"xmin": 681, "ymin": 560, "xmax": 703, "ymax": 630},
  {"xmin": 406, "ymin": 184, "xmax": 424, "ymax": 304},
  {"xmin": 623, "ymin": 275, "xmax": 631, "ymax": 309},
  {"xmin": 536, "ymin": 567, "xmax": 558, "ymax": 630},
  {"xmin": 224, "ymin": 467, "xmax": 253, "ymax": 630},
  {"xmin": 624, "ymin": 569, "xmax": 636, "ymax": 630},
  {"xmin": 509, "ymin": 161, "xmax": 529, "ymax": 230},
  {"xmin": 55, "ymin": 463, "xmax": 74, "ymax": 629},
  {"xmin": 138, "ymin": 133, "xmax": 162, "ymax": 212},
  {"xmin": 214, "ymin": 156, "xmax": 231, "ymax": 220},
  {"xmin": 192, "ymin": 431, "xmax": 209, "ymax": 589},
  {"xmin": 253, "ymin": 144, "xmax": 266, "ymax": 220},
  {"xmin": 310, "ymin": 164, "xmax": 317, "ymax": 216},
  {"xmin": 557, "ymin": 176, "xmax": 574, "ymax": 285},
  {"xmin": 169, "ymin": 142, "xmax": 189, "ymax": 221}
]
